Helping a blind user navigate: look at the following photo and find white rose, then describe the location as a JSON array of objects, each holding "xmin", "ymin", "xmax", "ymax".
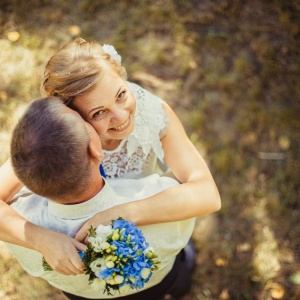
[
  {"xmin": 92, "ymin": 278, "xmax": 106, "ymax": 289},
  {"xmin": 119, "ymin": 284, "xmax": 131, "ymax": 295},
  {"xmin": 96, "ymin": 224, "xmax": 113, "ymax": 242},
  {"xmin": 100, "ymin": 241, "xmax": 110, "ymax": 250},
  {"xmin": 90, "ymin": 258, "xmax": 106, "ymax": 274},
  {"xmin": 88, "ymin": 236, "xmax": 103, "ymax": 252}
]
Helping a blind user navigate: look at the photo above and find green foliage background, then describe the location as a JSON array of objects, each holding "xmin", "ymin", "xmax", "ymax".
[{"xmin": 0, "ymin": 0, "xmax": 299, "ymax": 299}]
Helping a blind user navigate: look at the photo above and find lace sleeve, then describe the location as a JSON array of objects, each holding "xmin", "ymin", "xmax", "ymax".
[{"xmin": 127, "ymin": 82, "xmax": 168, "ymax": 162}]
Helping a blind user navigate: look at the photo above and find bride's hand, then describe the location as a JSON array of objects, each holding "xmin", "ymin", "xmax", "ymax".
[
  {"xmin": 37, "ymin": 230, "xmax": 87, "ymax": 275},
  {"xmin": 75, "ymin": 207, "xmax": 120, "ymax": 244}
]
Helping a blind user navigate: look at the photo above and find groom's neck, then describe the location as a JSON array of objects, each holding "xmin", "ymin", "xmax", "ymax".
[{"xmin": 51, "ymin": 173, "xmax": 105, "ymax": 205}]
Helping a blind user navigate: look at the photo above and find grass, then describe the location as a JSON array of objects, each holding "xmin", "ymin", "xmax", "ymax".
[{"xmin": 0, "ymin": 0, "xmax": 299, "ymax": 299}]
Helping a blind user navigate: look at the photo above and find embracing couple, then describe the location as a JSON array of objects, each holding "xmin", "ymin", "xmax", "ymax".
[{"xmin": 0, "ymin": 38, "xmax": 221, "ymax": 299}]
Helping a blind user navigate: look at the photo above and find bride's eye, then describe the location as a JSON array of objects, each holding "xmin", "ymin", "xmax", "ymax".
[
  {"xmin": 117, "ymin": 90, "xmax": 126, "ymax": 100},
  {"xmin": 92, "ymin": 110, "xmax": 105, "ymax": 119}
]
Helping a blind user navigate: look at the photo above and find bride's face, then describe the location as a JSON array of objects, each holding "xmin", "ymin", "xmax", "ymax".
[{"xmin": 72, "ymin": 67, "xmax": 136, "ymax": 147}]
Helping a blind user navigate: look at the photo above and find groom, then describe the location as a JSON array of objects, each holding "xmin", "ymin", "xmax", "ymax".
[{"xmin": 7, "ymin": 97, "xmax": 195, "ymax": 300}]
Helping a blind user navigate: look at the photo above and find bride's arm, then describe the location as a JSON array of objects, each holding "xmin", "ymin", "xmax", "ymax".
[
  {"xmin": 75, "ymin": 103, "xmax": 221, "ymax": 242},
  {"xmin": 0, "ymin": 159, "xmax": 86, "ymax": 274},
  {"xmin": 0, "ymin": 159, "xmax": 23, "ymax": 203}
]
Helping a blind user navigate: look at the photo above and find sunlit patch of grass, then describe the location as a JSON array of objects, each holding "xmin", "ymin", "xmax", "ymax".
[
  {"xmin": 252, "ymin": 224, "xmax": 281, "ymax": 281},
  {"xmin": 0, "ymin": 39, "xmax": 40, "ymax": 99},
  {"xmin": 0, "ymin": 31, "xmax": 69, "ymax": 164},
  {"xmin": 0, "ymin": 37, "xmax": 40, "ymax": 134},
  {"xmin": 0, "ymin": 242, "xmax": 66, "ymax": 300}
]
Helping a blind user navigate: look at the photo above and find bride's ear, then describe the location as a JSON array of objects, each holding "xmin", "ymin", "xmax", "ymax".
[{"xmin": 88, "ymin": 140, "xmax": 104, "ymax": 162}]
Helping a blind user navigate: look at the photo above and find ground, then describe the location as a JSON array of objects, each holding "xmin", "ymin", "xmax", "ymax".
[{"xmin": 0, "ymin": 1, "xmax": 299, "ymax": 299}]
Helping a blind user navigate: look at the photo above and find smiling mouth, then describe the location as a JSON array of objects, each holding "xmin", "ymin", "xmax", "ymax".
[{"xmin": 110, "ymin": 117, "xmax": 130, "ymax": 132}]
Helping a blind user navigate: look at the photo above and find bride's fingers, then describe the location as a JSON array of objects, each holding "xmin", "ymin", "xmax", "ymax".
[
  {"xmin": 57, "ymin": 262, "xmax": 80, "ymax": 275},
  {"xmin": 72, "ymin": 238, "xmax": 87, "ymax": 252},
  {"xmin": 84, "ymin": 235, "xmax": 89, "ymax": 245},
  {"xmin": 75, "ymin": 224, "xmax": 89, "ymax": 242}
]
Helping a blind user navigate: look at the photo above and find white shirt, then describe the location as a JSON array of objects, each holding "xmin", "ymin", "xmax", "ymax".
[{"xmin": 6, "ymin": 175, "xmax": 195, "ymax": 299}]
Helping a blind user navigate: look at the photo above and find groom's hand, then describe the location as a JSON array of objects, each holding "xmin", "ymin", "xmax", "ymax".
[{"xmin": 38, "ymin": 230, "xmax": 87, "ymax": 275}]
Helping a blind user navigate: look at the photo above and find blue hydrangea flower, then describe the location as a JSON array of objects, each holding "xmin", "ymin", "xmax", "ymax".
[{"xmin": 78, "ymin": 219, "xmax": 160, "ymax": 296}]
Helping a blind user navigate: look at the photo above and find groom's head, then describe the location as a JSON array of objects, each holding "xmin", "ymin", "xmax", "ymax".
[{"xmin": 11, "ymin": 97, "xmax": 102, "ymax": 202}]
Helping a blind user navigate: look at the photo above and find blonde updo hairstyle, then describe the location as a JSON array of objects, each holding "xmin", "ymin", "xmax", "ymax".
[{"xmin": 41, "ymin": 38, "xmax": 127, "ymax": 105}]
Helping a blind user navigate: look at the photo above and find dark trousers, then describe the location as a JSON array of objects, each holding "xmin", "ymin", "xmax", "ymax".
[{"xmin": 63, "ymin": 248, "xmax": 192, "ymax": 300}]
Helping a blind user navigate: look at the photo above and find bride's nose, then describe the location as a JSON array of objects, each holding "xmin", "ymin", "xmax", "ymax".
[{"xmin": 110, "ymin": 108, "xmax": 127, "ymax": 124}]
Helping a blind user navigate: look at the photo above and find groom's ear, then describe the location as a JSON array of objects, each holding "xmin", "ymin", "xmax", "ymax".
[{"xmin": 88, "ymin": 140, "xmax": 104, "ymax": 162}]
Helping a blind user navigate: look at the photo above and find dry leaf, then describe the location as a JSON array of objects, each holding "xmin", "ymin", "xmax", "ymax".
[
  {"xmin": 241, "ymin": 132, "xmax": 257, "ymax": 145},
  {"xmin": 270, "ymin": 283, "xmax": 285, "ymax": 299},
  {"xmin": 7, "ymin": 31, "xmax": 20, "ymax": 42},
  {"xmin": 215, "ymin": 258, "xmax": 229, "ymax": 267},
  {"xmin": 188, "ymin": 60, "xmax": 197, "ymax": 69},
  {"xmin": 278, "ymin": 135, "xmax": 290, "ymax": 150},
  {"xmin": 220, "ymin": 288, "xmax": 230, "ymax": 299},
  {"xmin": 237, "ymin": 243, "xmax": 251, "ymax": 252},
  {"xmin": 0, "ymin": 91, "xmax": 8, "ymax": 102},
  {"xmin": 68, "ymin": 25, "xmax": 81, "ymax": 37}
]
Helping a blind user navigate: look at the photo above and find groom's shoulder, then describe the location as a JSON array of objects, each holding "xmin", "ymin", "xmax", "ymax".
[{"xmin": 10, "ymin": 192, "xmax": 48, "ymax": 222}]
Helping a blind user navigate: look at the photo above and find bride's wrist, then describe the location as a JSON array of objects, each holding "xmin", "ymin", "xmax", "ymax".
[{"xmin": 24, "ymin": 222, "xmax": 54, "ymax": 252}]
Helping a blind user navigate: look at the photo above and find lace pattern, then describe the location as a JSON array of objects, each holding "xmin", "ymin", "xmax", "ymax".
[{"xmin": 102, "ymin": 82, "xmax": 168, "ymax": 179}]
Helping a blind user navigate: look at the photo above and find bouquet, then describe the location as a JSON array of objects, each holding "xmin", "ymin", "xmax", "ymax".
[{"xmin": 43, "ymin": 218, "xmax": 160, "ymax": 296}]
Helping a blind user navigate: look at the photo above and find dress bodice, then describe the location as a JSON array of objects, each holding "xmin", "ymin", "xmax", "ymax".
[{"xmin": 102, "ymin": 82, "xmax": 169, "ymax": 179}]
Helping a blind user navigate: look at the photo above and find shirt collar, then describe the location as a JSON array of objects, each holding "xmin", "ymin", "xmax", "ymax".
[{"xmin": 48, "ymin": 179, "xmax": 116, "ymax": 219}]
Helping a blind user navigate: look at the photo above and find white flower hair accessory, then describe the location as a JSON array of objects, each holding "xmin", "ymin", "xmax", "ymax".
[{"xmin": 102, "ymin": 44, "xmax": 122, "ymax": 64}]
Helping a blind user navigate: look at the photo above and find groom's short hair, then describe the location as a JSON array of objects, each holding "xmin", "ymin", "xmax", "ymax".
[{"xmin": 11, "ymin": 97, "xmax": 92, "ymax": 201}]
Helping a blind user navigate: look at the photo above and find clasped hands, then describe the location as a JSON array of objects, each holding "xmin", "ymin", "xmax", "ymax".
[{"xmin": 41, "ymin": 208, "xmax": 119, "ymax": 275}]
